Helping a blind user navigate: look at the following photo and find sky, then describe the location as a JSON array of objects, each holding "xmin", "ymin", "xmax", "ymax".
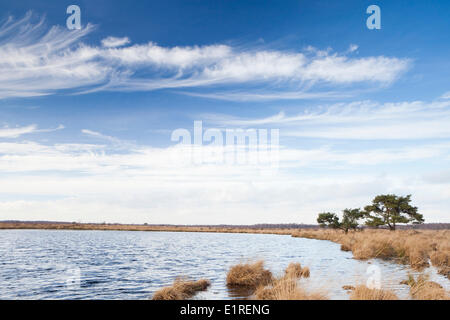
[{"xmin": 0, "ymin": 0, "xmax": 449, "ymax": 224}]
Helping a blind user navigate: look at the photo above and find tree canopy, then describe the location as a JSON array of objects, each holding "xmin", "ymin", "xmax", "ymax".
[
  {"xmin": 363, "ymin": 194, "xmax": 424, "ymax": 231},
  {"xmin": 317, "ymin": 208, "xmax": 363, "ymax": 233}
]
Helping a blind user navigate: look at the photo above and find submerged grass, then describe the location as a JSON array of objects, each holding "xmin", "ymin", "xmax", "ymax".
[{"xmin": 152, "ymin": 277, "xmax": 211, "ymax": 300}]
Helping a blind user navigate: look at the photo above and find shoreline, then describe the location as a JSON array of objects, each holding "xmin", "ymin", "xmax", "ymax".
[
  {"xmin": 0, "ymin": 222, "xmax": 298, "ymax": 235},
  {"xmin": 1, "ymin": 221, "xmax": 448, "ymax": 234}
]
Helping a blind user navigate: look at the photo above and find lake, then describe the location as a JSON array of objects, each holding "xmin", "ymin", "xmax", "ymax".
[{"xmin": 0, "ymin": 229, "xmax": 448, "ymax": 299}]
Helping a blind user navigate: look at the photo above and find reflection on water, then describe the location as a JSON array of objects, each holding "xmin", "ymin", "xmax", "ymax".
[
  {"xmin": 226, "ymin": 285, "xmax": 255, "ymax": 300},
  {"xmin": 0, "ymin": 229, "xmax": 448, "ymax": 300}
]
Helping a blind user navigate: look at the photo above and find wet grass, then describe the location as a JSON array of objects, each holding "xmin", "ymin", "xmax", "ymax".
[{"xmin": 151, "ymin": 277, "xmax": 211, "ymax": 300}]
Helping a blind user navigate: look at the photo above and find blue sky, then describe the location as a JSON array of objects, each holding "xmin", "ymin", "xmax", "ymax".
[{"xmin": 0, "ymin": 0, "xmax": 449, "ymax": 224}]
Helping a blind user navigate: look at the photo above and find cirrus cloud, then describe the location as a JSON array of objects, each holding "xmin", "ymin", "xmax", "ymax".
[{"xmin": 0, "ymin": 13, "xmax": 411, "ymax": 100}]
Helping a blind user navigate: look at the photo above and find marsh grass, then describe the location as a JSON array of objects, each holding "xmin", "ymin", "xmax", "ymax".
[
  {"xmin": 349, "ymin": 285, "xmax": 399, "ymax": 300},
  {"xmin": 226, "ymin": 261, "xmax": 273, "ymax": 288},
  {"xmin": 253, "ymin": 275, "xmax": 327, "ymax": 300},
  {"xmin": 284, "ymin": 262, "xmax": 310, "ymax": 278},
  {"xmin": 151, "ymin": 277, "xmax": 211, "ymax": 300},
  {"xmin": 225, "ymin": 260, "xmax": 325, "ymax": 300},
  {"xmin": 292, "ymin": 229, "xmax": 450, "ymax": 277},
  {"xmin": 251, "ymin": 261, "xmax": 325, "ymax": 300},
  {"xmin": 404, "ymin": 274, "xmax": 449, "ymax": 300}
]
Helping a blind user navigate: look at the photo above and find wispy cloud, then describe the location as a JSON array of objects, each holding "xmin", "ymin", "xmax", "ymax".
[
  {"xmin": 179, "ymin": 90, "xmax": 351, "ymax": 102},
  {"xmin": 0, "ymin": 124, "xmax": 64, "ymax": 138},
  {"xmin": 0, "ymin": 13, "xmax": 411, "ymax": 100},
  {"xmin": 206, "ymin": 97, "xmax": 450, "ymax": 140}
]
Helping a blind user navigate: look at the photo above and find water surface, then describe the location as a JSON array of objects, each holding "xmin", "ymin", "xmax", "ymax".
[{"xmin": 0, "ymin": 230, "xmax": 448, "ymax": 299}]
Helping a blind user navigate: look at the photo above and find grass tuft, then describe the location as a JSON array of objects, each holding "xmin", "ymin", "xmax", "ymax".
[
  {"xmin": 152, "ymin": 277, "xmax": 211, "ymax": 300},
  {"xmin": 226, "ymin": 261, "xmax": 273, "ymax": 288},
  {"xmin": 349, "ymin": 285, "xmax": 399, "ymax": 300},
  {"xmin": 254, "ymin": 275, "xmax": 327, "ymax": 300},
  {"xmin": 405, "ymin": 274, "xmax": 449, "ymax": 300}
]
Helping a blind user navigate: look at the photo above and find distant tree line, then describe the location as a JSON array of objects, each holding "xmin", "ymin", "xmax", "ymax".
[{"xmin": 317, "ymin": 194, "xmax": 425, "ymax": 232}]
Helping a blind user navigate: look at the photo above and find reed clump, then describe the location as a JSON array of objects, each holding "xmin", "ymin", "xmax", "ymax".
[
  {"xmin": 226, "ymin": 261, "xmax": 273, "ymax": 288},
  {"xmin": 349, "ymin": 285, "xmax": 399, "ymax": 300},
  {"xmin": 284, "ymin": 262, "xmax": 310, "ymax": 278},
  {"xmin": 152, "ymin": 277, "xmax": 211, "ymax": 300},
  {"xmin": 252, "ymin": 261, "xmax": 325, "ymax": 300},
  {"xmin": 253, "ymin": 275, "xmax": 327, "ymax": 300},
  {"xmin": 404, "ymin": 274, "xmax": 449, "ymax": 300},
  {"xmin": 226, "ymin": 260, "xmax": 325, "ymax": 300}
]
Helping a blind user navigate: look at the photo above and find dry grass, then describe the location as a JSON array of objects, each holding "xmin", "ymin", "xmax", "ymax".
[
  {"xmin": 254, "ymin": 275, "xmax": 327, "ymax": 300},
  {"xmin": 151, "ymin": 277, "xmax": 211, "ymax": 300},
  {"xmin": 253, "ymin": 262, "xmax": 326, "ymax": 300},
  {"xmin": 226, "ymin": 261, "xmax": 273, "ymax": 288},
  {"xmin": 226, "ymin": 260, "xmax": 325, "ymax": 300},
  {"xmin": 292, "ymin": 229, "xmax": 450, "ymax": 275},
  {"xmin": 349, "ymin": 285, "xmax": 399, "ymax": 300},
  {"xmin": 404, "ymin": 274, "xmax": 449, "ymax": 300},
  {"xmin": 430, "ymin": 241, "xmax": 450, "ymax": 279},
  {"xmin": 284, "ymin": 263, "xmax": 310, "ymax": 279}
]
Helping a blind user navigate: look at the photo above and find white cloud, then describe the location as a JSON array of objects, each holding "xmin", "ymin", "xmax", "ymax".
[
  {"xmin": 0, "ymin": 125, "xmax": 37, "ymax": 138},
  {"xmin": 82, "ymin": 129, "xmax": 124, "ymax": 144},
  {"xmin": 101, "ymin": 36, "xmax": 130, "ymax": 48},
  {"xmin": 0, "ymin": 124, "xmax": 64, "ymax": 138},
  {"xmin": 180, "ymin": 90, "xmax": 350, "ymax": 102},
  {"xmin": 0, "ymin": 129, "xmax": 449, "ymax": 223},
  {"xmin": 0, "ymin": 13, "xmax": 411, "ymax": 99},
  {"xmin": 348, "ymin": 44, "xmax": 359, "ymax": 53},
  {"xmin": 208, "ymin": 98, "xmax": 450, "ymax": 140}
]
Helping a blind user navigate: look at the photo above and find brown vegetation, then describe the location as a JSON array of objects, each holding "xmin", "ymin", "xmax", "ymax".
[
  {"xmin": 284, "ymin": 262, "xmax": 310, "ymax": 278},
  {"xmin": 292, "ymin": 229, "xmax": 450, "ymax": 277},
  {"xmin": 151, "ymin": 277, "xmax": 211, "ymax": 300},
  {"xmin": 253, "ymin": 262, "xmax": 325, "ymax": 300},
  {"xmin": 225, "ymin": 260, "xmax": 323, "ymax": 300},
  {"xmin": 226, "ymin": 261, "xmax": 273, "ymax": 288},
  {"xmin": 349, "ymin": 285, "xmax": 399, "ymax": 300},
  {"xmin": 254, "ymin": 275, "xmax": 327, "ymax": 300},
  {"xmin": 403, "ymin": 274, "xmax": 449, "ymax": 300}
]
